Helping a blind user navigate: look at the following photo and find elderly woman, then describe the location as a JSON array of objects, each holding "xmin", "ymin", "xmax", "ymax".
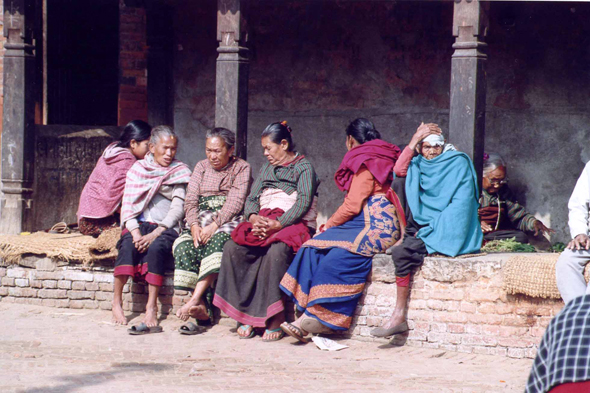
[
  {"xmin": 212, "ymin": 121, "xmax": 319, "ymax": 342},
  {"xmin": 77, "ymin": 120, "xmax": 152, "ymax": 236},
  {"xmin": 372, "ymin": 132, "xmax": 482, "ymax": 338},
  {"xmin": 479, "ymin": 153, "xmax": 552, "ymax": 244},
  {"xmin": 173, "ymin": 128, "xmax": 251, "ymax": 332},
  {"xmin": 113, "ymin": 126, "xmax": 192, "ymax": 333},
  {"xmin": 279, "ymin": 118, "xmax": 405, "ymax": 341}
]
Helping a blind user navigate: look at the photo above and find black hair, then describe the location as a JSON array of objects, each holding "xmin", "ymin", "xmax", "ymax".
[
  {"xmin": 345, "ymin": 118, "xmax": 381, "ymax": 145},
  {"xmin": 261, "ymin": 121, "xmax": 295, "ymax": 151},
  {"xmin": 116, "ymin": 120, "xmax": 152, "ymax": 148}
]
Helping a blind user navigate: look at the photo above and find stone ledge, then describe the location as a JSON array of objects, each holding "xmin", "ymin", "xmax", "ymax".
[{"xmin": 0, "ymin": 253, "xmax": 562, "ymax": 359}]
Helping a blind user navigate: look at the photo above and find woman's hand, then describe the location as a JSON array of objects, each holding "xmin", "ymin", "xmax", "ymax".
[
  {"xmin": 253, "ymin": 218, "xmax": 282, "ymax": 239},
  {"xmin": 481, "ymin": 221, "xmax": 493, "ymax": 233},
  {"xmin": 191, "ymin": 224, "xmax": 201, "ymax": 247},
  {"xmin": 567, "ymin": 234, "xmax": 590, "ymax": 250},
  {"xmin": 199, "ymin": 222, "xmax": 219, "ymax": 245},
  {"xmin": 533, "ymin": 220, "xmax": 554, "ymax": 237},
  {"xmin": 135, "ymin": 227, "xmax": 165, "ymax": 253},
  {"xmin": 408, "ymin": 122, "xmax": 442, "ymax": 151}
]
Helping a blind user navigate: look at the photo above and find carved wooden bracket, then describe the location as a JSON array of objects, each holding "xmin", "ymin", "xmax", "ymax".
[{"xmin": 217, "ymin": 0, "xmax": 248, "ymax": 48}]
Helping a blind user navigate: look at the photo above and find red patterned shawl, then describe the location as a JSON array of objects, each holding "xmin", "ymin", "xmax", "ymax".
[{"xmin": 334, "ymin": 139, "xmax": 401, "ymax": 192}]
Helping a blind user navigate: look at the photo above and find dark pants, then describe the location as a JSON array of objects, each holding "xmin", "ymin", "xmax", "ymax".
[
  {"xmin": 391, "ymin": 176, "xmax": 410, "ymax": 221},
  {"xmin": 115, "ymin": 222, "xmax": 178, "ymax": 286},
  {"xmin": 484, "ymin": 229, "xmax": 529, "ymax": 244},
  {"xmin": 390, "ymin": 215, "xmax": 428, "ymax": 278}
]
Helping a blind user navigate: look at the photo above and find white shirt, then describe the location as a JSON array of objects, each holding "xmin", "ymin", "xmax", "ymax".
[{"xmin": 568, "ymin": 162, "xmax": 590, "ymax": 239}]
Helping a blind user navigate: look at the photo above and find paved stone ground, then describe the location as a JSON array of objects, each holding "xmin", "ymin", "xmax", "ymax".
[{"xmin": 1, "ymin": 303, "xmax": 534, "ymax": 392}]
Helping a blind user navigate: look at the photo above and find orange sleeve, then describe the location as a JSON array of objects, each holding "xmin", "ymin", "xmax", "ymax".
[
  {"xmin": 393, "ymin": 146, "xmax": 415, "ymax": 178},
  {"xmin": 325, "ymin": 167, "xmax": 374, "ymax": 229}
]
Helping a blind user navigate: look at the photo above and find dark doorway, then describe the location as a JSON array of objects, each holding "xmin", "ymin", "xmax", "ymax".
[{"xmin": 47, "ymin": 0, "xmax": 119, "ymax": 125}]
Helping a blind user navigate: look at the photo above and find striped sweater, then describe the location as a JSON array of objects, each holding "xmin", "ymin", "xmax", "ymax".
[
  {"xmin": 479, "ymin": 187, "xmax": 536, "ymax": 232},
  {"xmin": 244, "ymin": 155, "xmax": 319, "ymax": 227}
]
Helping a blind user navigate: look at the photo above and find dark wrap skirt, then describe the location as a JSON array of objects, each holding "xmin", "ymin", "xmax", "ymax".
[{"xmin": 212, "ymin": 240, "xmax": 294, "ymax": 327}]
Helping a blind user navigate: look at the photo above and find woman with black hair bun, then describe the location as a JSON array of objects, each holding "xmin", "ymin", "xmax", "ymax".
[
  {"xmin": 213, "ymin": 121, "xmax": 320, "ymax": 342},
  {"xmin": 77, "ymin": 120, "xmax": 152, "ymax": 236},
  {"xmin": 279, "ymin": 118, "xmax": 405, "ymax": 342}
]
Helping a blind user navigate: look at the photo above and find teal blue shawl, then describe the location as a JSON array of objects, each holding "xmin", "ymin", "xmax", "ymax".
[{"xmin": 406, "ymin": 150, "xmax": 482, "ymax": 256}]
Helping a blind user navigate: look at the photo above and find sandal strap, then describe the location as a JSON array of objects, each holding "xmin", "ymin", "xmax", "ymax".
[{"xmin": 265, "ymin": 328, "xmax": 282, "ymax": 333}]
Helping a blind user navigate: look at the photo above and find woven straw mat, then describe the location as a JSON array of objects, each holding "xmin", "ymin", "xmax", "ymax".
[
  {"xmin": 503, "ymin": 253, "xmax": 590, "ymax": 299},
  {"xmin": 0, "ymin": 229, "xmax": 120, "ymax": 266}
]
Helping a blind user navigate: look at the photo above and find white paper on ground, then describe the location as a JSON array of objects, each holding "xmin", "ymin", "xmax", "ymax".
[{"xmin": 311, "ymin": 336, "xmax": 349, "ymax": 351}]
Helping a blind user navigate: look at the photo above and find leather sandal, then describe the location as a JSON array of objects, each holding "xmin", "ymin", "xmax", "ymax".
[
  {"xmin": 370, "ymin": 321, "xmax": 409, "ymax": 337},
  {"xmin": 280, "ymin": 322, "xmax": 310, "ymax": 343}
]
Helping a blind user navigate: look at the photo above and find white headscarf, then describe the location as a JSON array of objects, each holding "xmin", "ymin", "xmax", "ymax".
[{"xmin": 422, "ymin": 134, "xmax": 457, "ymax": 153}]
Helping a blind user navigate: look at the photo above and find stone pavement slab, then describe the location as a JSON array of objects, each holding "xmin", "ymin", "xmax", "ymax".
[{"xmin": 0, "ymin": 303, "xmax": 534, "ymax": 392}]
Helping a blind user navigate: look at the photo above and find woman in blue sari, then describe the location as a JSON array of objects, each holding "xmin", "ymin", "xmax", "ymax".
[{"xmin": 280, "ymin": 118, "xmax": 405, "ymax": 342}]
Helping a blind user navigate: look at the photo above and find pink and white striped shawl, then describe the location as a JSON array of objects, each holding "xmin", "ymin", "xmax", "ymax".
[{"xmin": 120, "ymin": 153, "xmax": 192, "ymax": 227}]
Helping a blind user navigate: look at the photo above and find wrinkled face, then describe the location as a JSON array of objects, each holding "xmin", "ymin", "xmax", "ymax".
[
  {"xmin": 261, "ymin": 136, "xmax": 289, "ymax": 165},
  {"xmin": 206, "ymin": 136, "xmax": 233, "ymax": 170},
  {"xmin": 149, "ymin": 135, "xmax": 178, "ymax": 167},
  {"xmin": 420, "ymin": 142, "xmax": 443, "ymax": 160},
  {"xmin": 483, "ymin": 166, "xmax": 507, "ymax": 194},
  {"xmin": 130, "ymin": 139, "xmax": 150, "ymax": 159}
]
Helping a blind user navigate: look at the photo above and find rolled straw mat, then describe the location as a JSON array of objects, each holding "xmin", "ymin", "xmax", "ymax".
[
  {"xmin": 89, "ymin": 227, "xmax": 121, "ymax": 260},
  {"xmin": 503, "ymin": 253, "xmax": 590, "ymax": 299},
  {"xmin": 0, "ymin": 232, "xmax": 96, "ymax": 265}
]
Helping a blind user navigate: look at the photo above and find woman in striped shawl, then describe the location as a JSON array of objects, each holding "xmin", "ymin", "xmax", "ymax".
[
  {"xmin": 113, "ymin": 126, "xmax": 192, "ymax": 332},
  {"xmin": 213, "ymin": 121, "xmax": 320, "ymax": 342},
  {"xmin": 172, "ymin": 128, "xmax": 251, "ymax": 332}
]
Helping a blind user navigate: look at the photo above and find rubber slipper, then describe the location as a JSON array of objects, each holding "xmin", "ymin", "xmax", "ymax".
[
  {"xmin": 178, "ymin": 321, "xmax": 204, "ymax": 335},
  {"xmin": 128, "ymin": 322, "xmax": 163, "ymax": 335},
  {"xmin": 238, "ymin": 324, "xmax": 255, "ymax": 339},
  {"xmin": 280, "ymin": 322, "xmax": 310, "ymax": 343},
  {"xmin": 262, "ymin": 328, "xmax": 285, "ymax": 343},
  {"xmin": 300, "ymin": 317, "xmax": 334, "ymax": 335}
]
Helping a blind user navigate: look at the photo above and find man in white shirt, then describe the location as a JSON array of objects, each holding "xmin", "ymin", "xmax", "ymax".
[{"xmin": 556, "ymin": 162, "xmax": 590, "ymax": 303}]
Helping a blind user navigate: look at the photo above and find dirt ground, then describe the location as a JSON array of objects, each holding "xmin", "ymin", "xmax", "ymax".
[{"xmin": 0, "ymin": 302, "xmax": 534, "ymax": 392}]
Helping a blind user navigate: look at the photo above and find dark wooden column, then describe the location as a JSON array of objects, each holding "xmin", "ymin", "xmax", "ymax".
[
  {"xmin": 1, "ymin": 0, "xmax": 36, "ymax": 234},
  {"xmin": 449, "ymin": 0, "xmax": 489, "ymax": 183},
  {"xmin": 215, "ymin": 0, "xmax": 249, "ymax": 159}
]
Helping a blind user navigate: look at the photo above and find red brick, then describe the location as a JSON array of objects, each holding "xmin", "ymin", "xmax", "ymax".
[
  {"xmin": 507, "ymin": 348, "xmax": 525, "ymax": 359},
  {"xmin": 499, "ymin": 326, "xmax": 529, "ymax": 337},
  {"xmin": 460, "ymin": 301, "xmax": 476, "ymax": 314},
  {"xmin": 444, "ymin": 333, "xmax": 462, "ymax": 345},
  {"xmin": 462, "ymin": 334, "xmax": 497, "ymax": 347},
  {"xmin": 531, "ymin": 327, "xmax": 547, "ymax": 337},
  {"xmin": 0, "ymin": 287, "xmax": 8, "ymax": 296},
  {"xmin": 1, "ymin": 277, "xmax": 15, "ymax": 286},
  {"xmin": 498, "ymin": 337, "xmax": 536, "ymax": 348},
  {"xmin": 429, "ymin": 290, "xmax": 465, "ymax": 301},
  {"xmin": 38, "ymin": 289, "xmax": 68, "ymax": 299},
  {"xmin": 481, "ymin": 325, "xmax": 500, "ymax": 336},
  {"xmin": 85, "ymin": 282, "xmax": 99, "ymax": 291},
  {"xmin": 72, "ymin": 282, "xmax": 86, "ymax": 291},
  {"xmin": 447, "ymin": 324, "xmax": 465, "ymax": 334},
  {"xmin": 468, "ymin": 289, "xmax": 501, "ymax": 302},
  {"xmin": 432, "ymin": 311, "xmax": 468, "ymax": 323},
  {"xmin": 8, "ymin": 287, "xmax": 37, "ymax": 297},
  {"xmin": 99, "ymin": 283, "xmax": 114, "ymax": 292},
  {"xmin": 429, "ymin": 322, "xmax": 447, "ymax": 333},
  {"xmin": 465, "ymin": 324, "xmax": 481, "ymax": 334},
  {"xmin": 503, "ymin": 315, "xmax": 536, "ymax": 327},
  {"xmin": 494, "ymin": 303, "xmax": 515, "ymax": 315}
]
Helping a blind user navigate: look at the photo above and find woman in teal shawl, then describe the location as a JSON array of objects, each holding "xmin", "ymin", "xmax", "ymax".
[{"xmin": 372, "ymin": 133, "xmax": 482, "ymax": 338}]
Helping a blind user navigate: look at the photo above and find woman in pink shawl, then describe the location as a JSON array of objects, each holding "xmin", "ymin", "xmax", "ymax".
[{"xmin": 77, "ymin": 120, "xmax": 152, "ymax": 236}]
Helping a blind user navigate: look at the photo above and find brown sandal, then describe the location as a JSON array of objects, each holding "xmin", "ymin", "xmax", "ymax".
[{"xmin": 280, "ymin": 322, "xmax": 310, "ymax": 343}]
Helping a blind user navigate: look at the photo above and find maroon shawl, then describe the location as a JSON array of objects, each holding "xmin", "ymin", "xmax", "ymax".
[
  {"xmin": 231, "ymin": 208, "xmax": 311, "ymax": 252},
  {"xmin": 334, "ymin": 139, "xmax": 401, "ymax": 192}
]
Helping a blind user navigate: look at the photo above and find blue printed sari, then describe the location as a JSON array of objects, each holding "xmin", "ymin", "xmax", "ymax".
[{"xmin": 280, "ymin": 194, "xmax": 400, "ymax": 330}]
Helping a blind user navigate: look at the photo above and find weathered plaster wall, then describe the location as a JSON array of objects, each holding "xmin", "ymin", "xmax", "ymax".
[{"xmin": 172, "ymin": 1, "xmax": 590, "ymax": 242}]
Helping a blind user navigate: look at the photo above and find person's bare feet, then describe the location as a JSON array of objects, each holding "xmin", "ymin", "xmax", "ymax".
[
  {"xmin": 111, "ymin": 302, "xmax": 127, "ymax": 325},
  {"xmin": 144, "ymin": 306, "xmax": 159, "ymax": 327},
  {"xmin": 188, "ymin": 303, "xmax": 209, "ymax": 321},
  {"xmin": 176, "ymin": 300, "xmax": 197, "ymax": 321}
]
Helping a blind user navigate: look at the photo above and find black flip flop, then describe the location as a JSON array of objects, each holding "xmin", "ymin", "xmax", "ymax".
[
  {"xmin": 128, "ymin": 322, "xmax": 163, "ymax": 335},
  {"xmin": 178, "ymin": 321, "xmax": 204, "ymax": 335}
]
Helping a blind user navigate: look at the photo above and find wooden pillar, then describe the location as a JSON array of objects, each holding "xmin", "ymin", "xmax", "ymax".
[
  {"xmin": 1, "ymin": 0, "xmax": 36, "ymax": 234},
  {"xmin": 449, "ymin": 0, "xmax": 489, "ymax": 183},
  {"xmin": 215, "ymin": 0, "xmax": 249, "ymax": 159}
]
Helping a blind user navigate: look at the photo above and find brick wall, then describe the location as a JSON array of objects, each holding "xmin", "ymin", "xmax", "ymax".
[
  {"xmin": 0, "ymin": 253, "xmax": 564, "ymax": 359},
  {"xmin": 118, "ymin": 1, "xmax": 148, "ymax": 126}
]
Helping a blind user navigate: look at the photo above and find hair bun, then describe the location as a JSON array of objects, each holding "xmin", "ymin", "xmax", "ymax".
[{"xmin": 280, "ymin": 120, "xmax": 292, "ymax": 133}]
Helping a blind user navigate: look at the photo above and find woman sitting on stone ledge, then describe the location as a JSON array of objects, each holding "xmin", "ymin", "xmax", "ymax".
[
  {"xmin": 372, "ymin": 132, "xmax": 482, "ymax": 338},
  {"xmin": 279, "ymin": 118, "xmax": 404, "ymax": 342},
  {"xmin": 172, "ymin": 128, "xmax": 251, "ymax": 332},
  {"xmin": 213, "ymin": 121, "xmax": 319, "ymax": 342},
  {"xmin": 113, "ymin": 126, "xmax": 192, "ymax": 332},
  {"xmin": 479, "ymin": 153, "xmax": 553, "ymax": 244},
  {"xmin": 77, "ymin": 120, "xmax": 152, "ymax": 237}
]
